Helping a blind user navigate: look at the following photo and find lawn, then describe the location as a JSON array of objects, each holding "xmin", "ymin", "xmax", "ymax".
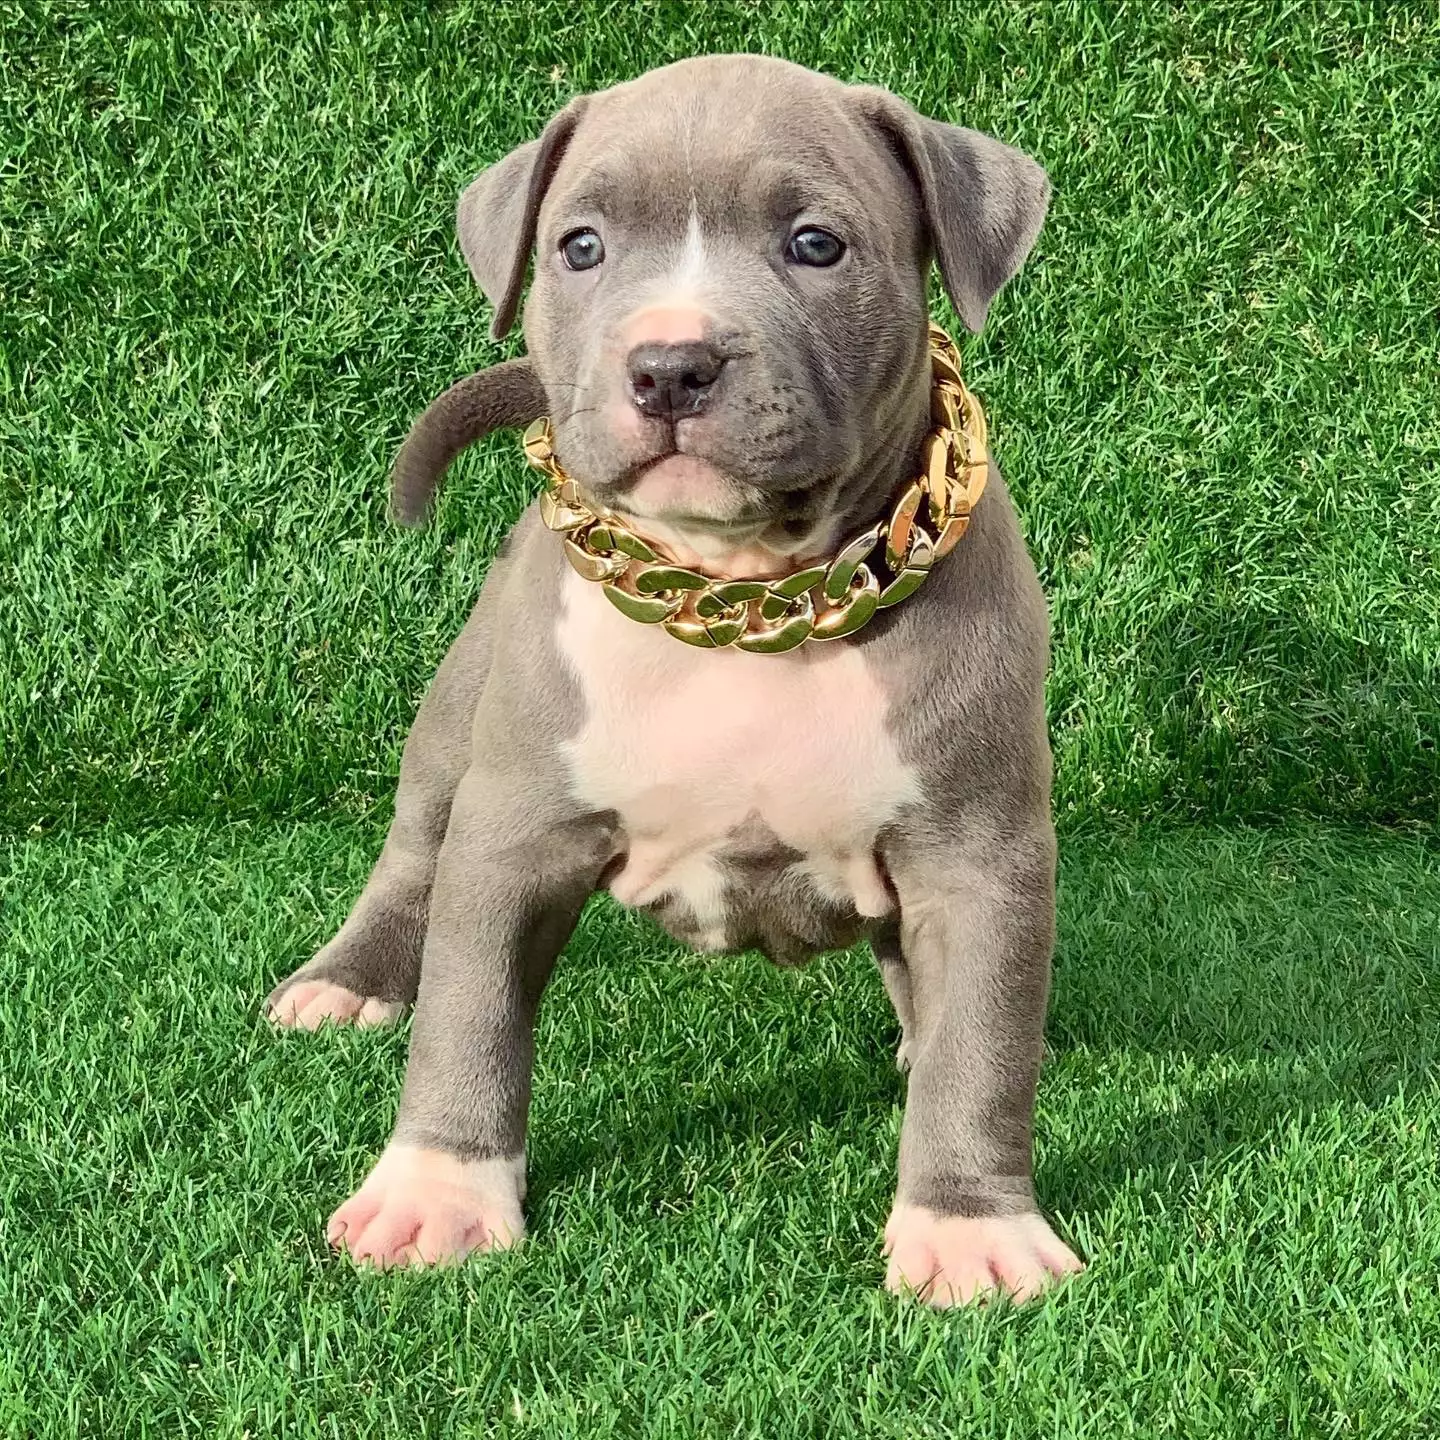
[
  {"xmin": 5, "ymin": 821, "xmax": 1440, "ymax": 1436},
  {"xmin": 2, "ymin": 1, "xmax": 1439, "ymax": 1435}
]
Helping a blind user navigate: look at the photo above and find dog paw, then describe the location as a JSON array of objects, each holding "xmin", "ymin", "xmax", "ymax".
[
  {"xmin": 327, "ymin": 1144, "xmax": 526, "ymax": 1268},
  {"xmin": 267, "ymin": 979, "xmax": 405, "ymax": 1030},
  {"xmin": 883, "ymin": 1204, "xmax": 1083, "ymax": 1307}
]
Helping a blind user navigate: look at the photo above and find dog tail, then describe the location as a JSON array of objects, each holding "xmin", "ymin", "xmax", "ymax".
[{"xmin": 390, "ymin": 357, "xmax": 548, "ymax": 526}]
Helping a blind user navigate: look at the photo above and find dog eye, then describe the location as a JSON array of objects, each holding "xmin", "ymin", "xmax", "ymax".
[
  {"xmin": 786, "ymin": 228, "xmax": 845, "ymax": 267},
  {"xmin": 560, "ymin": 228, "xmax": 605, "ymax": 270}
]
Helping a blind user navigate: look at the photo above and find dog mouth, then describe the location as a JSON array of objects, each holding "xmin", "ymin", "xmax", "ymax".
[
  {"xmin": 612, "ymin": 451, "xmax": 677, "ymax": 490},
  {"xmin": 599, "ymin": 448, "xmax": 769, "ymax": 528}
]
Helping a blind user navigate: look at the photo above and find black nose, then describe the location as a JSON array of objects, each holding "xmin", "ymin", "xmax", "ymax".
[{"xmin": 626, "ymin": 341, "xmax": 725, "ymax": 419}]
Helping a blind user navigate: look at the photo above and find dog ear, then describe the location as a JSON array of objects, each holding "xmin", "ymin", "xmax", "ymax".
[
  {"xmin": 457, "ymin": 97, "xmax": 588, "ymax": 340},
  {"xmin": 851, "ymin": 88, "xmax": 1050, "ymax": 333}
]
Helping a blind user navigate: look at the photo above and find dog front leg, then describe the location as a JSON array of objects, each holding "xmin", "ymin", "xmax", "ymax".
[
  {"xmin": 327, "ymin": 765, "xmax": 613, "ymax": 1266},
  {"xmin": 267, "ymin": 583, "xmax": 503, "ymax": 1029},
  {"xmin": 879, "ymin": 821, "xmax": 1083, "ymax": 1306}
]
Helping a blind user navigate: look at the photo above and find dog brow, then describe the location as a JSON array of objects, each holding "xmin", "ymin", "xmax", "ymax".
[{"xmin": 750, "ymin": 166, "xmax": 858, "ymax": 225}]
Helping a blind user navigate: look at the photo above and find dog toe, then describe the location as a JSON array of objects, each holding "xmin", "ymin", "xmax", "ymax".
[
  {"xmin": 268, "ymin": 979, "xmax": 401, "ymax": 1031},
  {"xmin": 327, "ymin": 1144, "xmax": 526, "ymax": 1269},
  {"xmin": 883, "ymin": 1204, "xmax": 1083, "ymax": 1307}
]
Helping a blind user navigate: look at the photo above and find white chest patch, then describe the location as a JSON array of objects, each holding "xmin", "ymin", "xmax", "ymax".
[{"xmin": 556, "ymin": 569, "xmax": 920, "ymax": 944}]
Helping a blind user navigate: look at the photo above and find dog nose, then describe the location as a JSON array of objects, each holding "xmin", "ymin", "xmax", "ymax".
[{"xmin": 626, "ymin": 341, "xmax": 725, "ymax": 419}]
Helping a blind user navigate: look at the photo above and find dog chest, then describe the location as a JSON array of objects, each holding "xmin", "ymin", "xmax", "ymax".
[{"xmin": 555, "ymin": 571, "xmax": 918, "ymax": 950}]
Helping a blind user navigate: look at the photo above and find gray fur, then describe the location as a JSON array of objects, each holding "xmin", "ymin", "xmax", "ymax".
[
  {"xmin": 645, "ymin": 814, "xmax": 871, "ymax": 969},
  {"xmin": 518, "ymin": 58, "xmax": 934, "ymax": 559},
  {"xmin": 270, "ymin": 54, "xmax": 1062, "ymax": 1271},
  {"xmin": 847, "ymin": 86, "xmax": 1051, "ymax": 333}
]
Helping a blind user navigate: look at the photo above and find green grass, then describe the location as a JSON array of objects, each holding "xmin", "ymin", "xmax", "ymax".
[
  {"xmin": 2, "ymin": 1, "xmax": 1438, "ymax": 833},
  {"xmin": 4, "ymin": 2, "xmax": 1440, "ymax": 1434},
  {"xmin": 3, "ymin": 820, "xmax": 1439, "ymax": 1436}
]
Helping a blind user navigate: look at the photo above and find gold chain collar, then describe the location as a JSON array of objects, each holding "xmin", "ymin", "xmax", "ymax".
[{"xmin": 523, "ymin": 322, "xmax": 988, "ymax": 653}]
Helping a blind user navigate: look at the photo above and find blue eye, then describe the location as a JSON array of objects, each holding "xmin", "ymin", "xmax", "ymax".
[
  {"xmin": 561, "ymin": 228, "xmax": 605, "ymax": 270},
  {"xmin": 787, "ymin": 228, "xmax": 846, "ymax": 267}
]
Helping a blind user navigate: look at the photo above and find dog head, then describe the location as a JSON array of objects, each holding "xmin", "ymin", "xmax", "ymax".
[{"xmin": 459, "ymin": 55, "xmax": 1048, "ymax": 565}]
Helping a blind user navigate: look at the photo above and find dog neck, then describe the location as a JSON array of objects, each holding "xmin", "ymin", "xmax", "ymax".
[
  {"xmin": 525, "ymin": 324, "xmax": 989, "ymax": 653},
  {"xmin": 600, "ymin": 512, "xmax": 855, "ymax": 582}
]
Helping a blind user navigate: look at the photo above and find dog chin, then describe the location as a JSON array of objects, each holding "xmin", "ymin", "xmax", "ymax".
[
  {"xmin": 589, "ymin": 455, "xmax": 823, "ymax": 574},
  {"xmin": 617, "ymin": 453, "xmax": 754, "ymax": 521}
]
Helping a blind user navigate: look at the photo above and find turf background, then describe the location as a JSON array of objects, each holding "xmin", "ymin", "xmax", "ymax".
[{"xmin": 3, "ymin": 3, "xmax": 1439, "ymax": 1435}]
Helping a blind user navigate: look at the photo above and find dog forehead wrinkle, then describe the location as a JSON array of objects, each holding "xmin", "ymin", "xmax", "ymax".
[
  {"xmin": 551, "ymin": 167, "xmax": 685, "ymax": 233},
  {"xmin": 555, "ymin": 111, "xmax": 880, "ymax": 249},
  {"xmin": 562, "ymin": 74, "xmax": 884, "ymax": 234}
]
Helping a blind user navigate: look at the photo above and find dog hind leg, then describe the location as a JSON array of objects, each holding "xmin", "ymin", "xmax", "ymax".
[{"xmin": 267, "ymin": 591, "xmax": 500, "ymax": 1030}]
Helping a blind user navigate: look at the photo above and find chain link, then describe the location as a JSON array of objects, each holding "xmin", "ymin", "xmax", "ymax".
[{"xmin": 525, "ymin": 323, "xmax": 988, "ymax": 653}]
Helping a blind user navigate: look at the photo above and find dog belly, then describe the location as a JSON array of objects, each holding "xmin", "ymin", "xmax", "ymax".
[
  {"xmin": 557, "ymin": 572, "xmax": 918, "ymax": 961},
  {"xmin": 628, "ymin": 843, "xmax": 877, "ymax": 965}
]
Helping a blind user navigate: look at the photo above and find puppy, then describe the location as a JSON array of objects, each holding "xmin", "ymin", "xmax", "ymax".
[{"xmin": 268, "ymin": 54, "xmax": 1082, "ymax": 1307}]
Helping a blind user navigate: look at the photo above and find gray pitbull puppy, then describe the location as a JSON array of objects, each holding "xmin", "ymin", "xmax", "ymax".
[{"xmin": 268, "ymin": 53, "xmax": 1083, "ymax": 1306}]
